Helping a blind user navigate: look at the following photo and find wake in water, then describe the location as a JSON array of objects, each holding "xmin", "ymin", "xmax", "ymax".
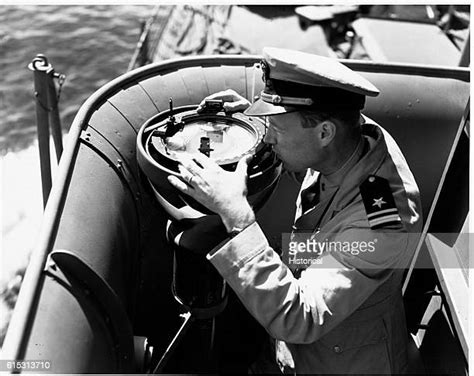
[
  {"xmin": 0, "ymin": 5, "xmax": 153, "ymax": 347},
  {"xmin": 1, "ymin": 140, "xmax": 62, "ymax": 346}
]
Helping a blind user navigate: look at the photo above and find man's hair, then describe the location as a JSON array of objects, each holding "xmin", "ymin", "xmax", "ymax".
[{"xmin": 298, "ymin": 109, "xmax": 361, "ymax": 131}]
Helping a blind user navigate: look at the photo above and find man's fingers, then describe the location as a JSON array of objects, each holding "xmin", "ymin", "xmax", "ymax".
[
  {"xmin": 222, "ymin": 99, "xmax": 250, "ymax": 113},
  {"xmin": 168, "ymin": 175, "xmax": 192, "ymax": 193},
  {"xmin": 197, "ymin": 91, "xmax": 232, "ymax": 111},
  {"xmin": 197, "ymin": 90, "xmax": 247, "ymax": 113},
  {"xmin": 207, "ymin": 89, "xmax": 239, "ymax": 102},
  {"xmin": 236, "ymin": 154, "xmax": 252, "ymax": 176},
  {"xmin": 191, "ymin": 152, "xmax": 219, "ymax": 170},
  {"xmin": 178, "ymin": 165, "xmax": 195, "ymax": 185},
  {"xmin": 177, "ymin": 154, "xmax": 204, "ymax": 178}
]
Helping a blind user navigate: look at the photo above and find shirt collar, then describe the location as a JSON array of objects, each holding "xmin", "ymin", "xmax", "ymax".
[
  {"xmin": 321, "ymin": 136, "xmax": 366, "ymax": 190},
  {"xmin": 332, "ymin": 117, "xmax": 389, "ymax": 211}
]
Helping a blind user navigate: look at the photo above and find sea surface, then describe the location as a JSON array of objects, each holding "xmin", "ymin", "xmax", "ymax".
[
  {"xmin": 0, "ymin": 4, "xmax": 154, "ymax": 341},
  {"xmin": 0, "ymin": 5, "xmax": 155, "ymax": 153}
]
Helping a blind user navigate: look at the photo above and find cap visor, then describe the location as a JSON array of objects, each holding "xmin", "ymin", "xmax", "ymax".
[{"xmin": 244, "ymin": 98, "xmax": 294, "ymax": 117}]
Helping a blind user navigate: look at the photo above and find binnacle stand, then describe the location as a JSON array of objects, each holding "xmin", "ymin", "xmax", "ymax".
[
  {"xmin": 137, "ymin": 98, "xmax": 282, "ymax": 373},
  {"xmin": 151, "ymin": 234, "xmax": 228, "ymax": 374},
  {"xmin": 151, "ymin": 296, "xmax": 228, "ymax": 373}
]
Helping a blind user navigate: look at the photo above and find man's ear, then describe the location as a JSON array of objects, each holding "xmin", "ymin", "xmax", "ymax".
[{"xmin": 318, "ymin": 120, "xmax": 337, "ymax": 147}]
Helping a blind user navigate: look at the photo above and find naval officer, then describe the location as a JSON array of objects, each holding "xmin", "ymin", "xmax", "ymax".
[{"xmin": 168, "ymin": 47, "xmax": 422, "ymax": 374}]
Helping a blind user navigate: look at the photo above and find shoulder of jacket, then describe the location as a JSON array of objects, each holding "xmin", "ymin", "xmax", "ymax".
[{"xmin": 359, "ymin": 175, "xmax": 402, "ymax": 230}]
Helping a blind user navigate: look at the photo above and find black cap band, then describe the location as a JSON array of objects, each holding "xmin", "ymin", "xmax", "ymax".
[{"xmin": 263, "ymin": 79, "xmax": 366, "ymax": 110}]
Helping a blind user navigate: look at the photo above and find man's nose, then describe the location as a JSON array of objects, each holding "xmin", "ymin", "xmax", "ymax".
[{"xmin": 263, "ymin": 126, "xmax": 275, "ymax": 144}]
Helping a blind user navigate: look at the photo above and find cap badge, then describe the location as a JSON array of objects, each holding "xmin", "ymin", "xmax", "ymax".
[
  {"xmin": 260, "ymin": 91, "xmax": 315, "ymax": 107},
  {"xmin": 272, "ymin": 95, "xmax": 282, "ymax": 104}
]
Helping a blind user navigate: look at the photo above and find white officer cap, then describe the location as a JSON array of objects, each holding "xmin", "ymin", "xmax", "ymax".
[{"xmin": 245, "ymin": 47, "xmax": 380, "ymax": 116}]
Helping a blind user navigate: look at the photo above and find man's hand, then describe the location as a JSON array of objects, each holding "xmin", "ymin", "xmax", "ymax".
[
  {"xmin": 168, "ymin": 152, "xmax": 255, "ymax": 233},
  {"xmin": 196, "ymin": 89, "xmax": 251, "ymax": 114}
]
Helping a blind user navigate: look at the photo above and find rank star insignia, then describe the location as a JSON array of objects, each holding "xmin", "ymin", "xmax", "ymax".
[
  {"xmin": 360, "ymin": 176, "xmax": 402, "ymax": 229},
  {"xmin": 372, "ymin": 197, "xmax": 386, "ymax": 208}
]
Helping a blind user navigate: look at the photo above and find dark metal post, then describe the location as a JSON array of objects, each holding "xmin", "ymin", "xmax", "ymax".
[
  {"xmin": 29, "ymin": 54, "xmax": 53, "ymax": 208},
  {"xmin": 47, "ymin": 74, "xmax": 64, "ymax": 162},
  {"xmin": 28, "ymin": 54, "xmax": 65, "ymax": 207},
  {"xmin": 458, "ymin": 31, "xmax": 470, "ymax": 67}
]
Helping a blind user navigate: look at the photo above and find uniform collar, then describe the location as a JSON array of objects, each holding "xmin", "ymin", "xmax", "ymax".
[
  {"xmin": 332, "ymin": 116, "xmax": 388, "ymax": 212},
  {"xmin": 295, "ymin": 116, "xmax": 388, "ymax": 222},
  {"xmin": 321, "ymin": 136, "xmax": 365, "ymax": 191}
]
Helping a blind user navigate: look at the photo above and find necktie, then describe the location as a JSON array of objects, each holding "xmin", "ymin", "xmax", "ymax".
[{"xmin": 300, "ymin": 176, "xmax": 321, "ymax": 214}]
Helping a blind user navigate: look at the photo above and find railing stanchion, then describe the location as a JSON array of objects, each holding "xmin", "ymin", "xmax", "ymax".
[
  {"xmin": 47, "ymin": 75, "xmax": 64, "ymax": 162},
  {"xmin": 28, "ymin": 54, "xmax": 66, "ymax": 208},
  {"xmin": 29, "ymin": 54, "xmax": 53, "ymax": 208}
]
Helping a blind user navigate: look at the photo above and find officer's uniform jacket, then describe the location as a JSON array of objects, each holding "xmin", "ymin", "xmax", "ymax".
[{"xmin": 207, "ymin": 117, "xmax": 422, "ymax": 374}]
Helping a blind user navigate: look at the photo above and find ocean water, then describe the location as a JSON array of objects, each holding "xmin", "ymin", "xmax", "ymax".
[
  {"xmin": 0, "ymin": 5, "xmax": 155, "ymax": 153},
  {"xmin": 0, "ymin": 4, "xmax": 154, "ymax": 341}
]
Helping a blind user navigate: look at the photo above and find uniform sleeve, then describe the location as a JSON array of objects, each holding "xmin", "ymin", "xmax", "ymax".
[{"xmin": 207, "ymin": 221, "xmax": 410, "ymax": 344}]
